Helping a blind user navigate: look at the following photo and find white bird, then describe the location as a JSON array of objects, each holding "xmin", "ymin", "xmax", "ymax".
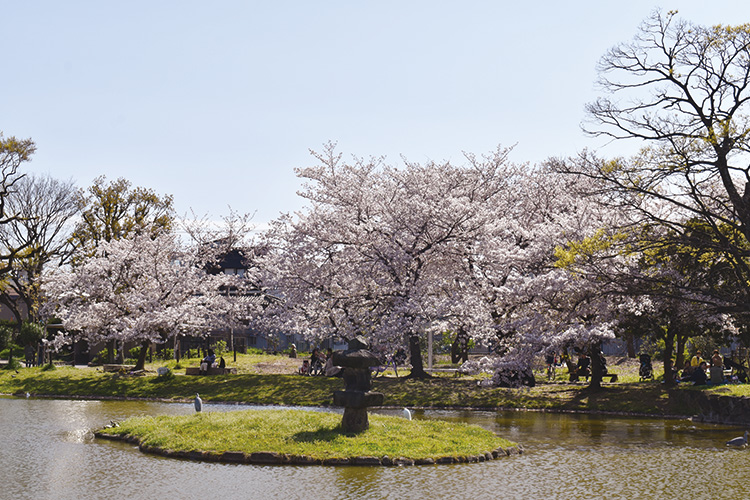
[
  {"xmin": 25, "ymin": 392, "xmax": 29, "ymax": 398},
  {"xmin": 726, "ymin": 430, "xmax": 749, "ymax": 448},
  {"xmin": 402, "ymin": 407, "xmax": 412, "ymax": 421},
  {"xmin": 194, "ymin": 393, "xmax": 202, "ymax": 413}
]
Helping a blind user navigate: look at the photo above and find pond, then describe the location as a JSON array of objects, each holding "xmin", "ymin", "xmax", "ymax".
[{"xmin": 1, "ymin": 398, "xmax": 748, "ymax": 500}]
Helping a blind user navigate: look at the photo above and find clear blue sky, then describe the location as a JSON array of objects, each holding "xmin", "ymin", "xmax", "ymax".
[{"xmin": 3, "ymin": 1, "xmax": 749, "ymax": 225}]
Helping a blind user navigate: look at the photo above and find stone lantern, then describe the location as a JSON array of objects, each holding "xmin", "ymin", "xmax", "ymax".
[{"xmin": 331, "ymin": 336, "xmax": 385, "ymax": 433}]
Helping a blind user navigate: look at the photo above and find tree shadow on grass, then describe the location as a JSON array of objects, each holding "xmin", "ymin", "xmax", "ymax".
[
  {"xmin": 373, "ymin": 377, "xmax": 477, "ymax": 407},
  {"xmin": 291, "ymin": 425, "xmax": 345, "ymax": 443},
  {"xmin": 563, "ymin": 383, "xmax": 691, "ymax": 415}
]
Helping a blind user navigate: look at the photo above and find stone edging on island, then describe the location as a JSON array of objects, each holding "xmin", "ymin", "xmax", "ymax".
[{"xmin": 94, "ymin": 432, "xmax": 523, "ymax": 466}]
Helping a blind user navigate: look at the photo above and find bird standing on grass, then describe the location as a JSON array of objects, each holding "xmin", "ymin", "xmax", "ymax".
[
  {"xmin": 726, "ymin": 430, "xmax": 748, "ymax": 448},
  {"xmin": 194, "ymin": 393, "xmax": 202, "ymax": 413},
  {"xmin": 402, "ymin": 408, "xmax": 412, "ymax": 420}
]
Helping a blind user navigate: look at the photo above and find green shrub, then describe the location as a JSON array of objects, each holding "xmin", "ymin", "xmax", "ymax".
[
  {"xmin": 90, "ymin": 348, "xmax": 117, "ymax": 366},
  {"xmin": 0, "ymin": 344, "xmax": 23, "ymax": 360},
  {"xmin": 211, "ymin": 340, "xmax": 228, "ymax": 356},
  {"xmin": 639, "ymin": 337, "xmax": 688, "ymax": 362},
  {"xmin": 17, "ymin": 322, "xmax": 44, "ymax": 347},
  {"xmin": 3, "ymin": 357, "xmax": 21, "ymax": 370},
  {"xmin": 0, "ymin": 326, "xmax": 15, "ymax": 353}
]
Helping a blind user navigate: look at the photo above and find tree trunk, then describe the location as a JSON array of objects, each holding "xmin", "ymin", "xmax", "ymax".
[
  {"xmin": 589, "ymin": 342, "xmax": 603, "ymax": 390},
  {"xmin": 675, "ymin": 331, "xmax": 688, "ymax": 369},
  {"xmin": 450, "ymin": 328, "xmax": 469, "ymax": 364},
  {"xmin": 134, "ymin": 340, "xmax": 150, "ymax": 371},
  {"xmin": 6, "ymin": 315, "xmax": 22, "ymax": 369},
  {"xmin": 107, "ymin": 340, "xmax": 115, "ymax": 364},
  {"xmin": 662, "ymin": 324, "xmax": 676, "ymax": 387},
  {"xmin": 625, "ymin": 332, "xmax": 636, "ymax": 358},
  {"xmin": 405, "ymin": 334, "xmax": 430, "ymax": 379}
]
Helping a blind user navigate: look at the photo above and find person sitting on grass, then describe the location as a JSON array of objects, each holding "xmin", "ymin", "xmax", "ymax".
[
  {"xmin": 690, "ymin": 361, "xmax": 708, "ymax": 385},
  {"xmin": 690, "ymin": 350, "xmax": 705, "ymax": 368},
  {"xmin": 666, "ymin": 359, "xmax": 679, "ymax": 383},
  {"xmin": 711, "ymin": 349, "xmax": 723, "ymax": 368},
  {"xmin": 680, "ymin": 360, "xmax": 694, "ymax": 378},
  {"xmin": 324, "ymin": 348, "xmax": 342, "ymax": 377},
  {"xmin": 309, "ymin": 348, "xmax": 324, "ymax": 376},
  {"xmin": 299, "ymin": 359, "xmax": 310, "ymax": 375}
]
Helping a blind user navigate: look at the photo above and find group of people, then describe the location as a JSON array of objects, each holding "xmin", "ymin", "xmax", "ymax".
[
  {"xmin": 199, "ymin": 348, "xmax": 226, "ymax": 375},
  {"xmin": 565, "ymin": 351, "xmax": 608, "ymax": 382},
  {"xmin": 298, "ymin": 348, "xmax": 342, "ymax": 377},
  {"xmin": 676, "ymin": 349, "xmax": 725, "ymax": 385}
]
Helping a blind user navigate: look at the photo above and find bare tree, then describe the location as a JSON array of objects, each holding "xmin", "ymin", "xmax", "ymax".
[
  {"xmin": 0, "ymin": 133, "xmax": 36, "ymax": 274},
  {"xmin": 0, "ymin": 174, "xmax": 79, "ymax": 323},
  {"xmin": 564, "ymin": 10, "xmax": 750, "ymax": 314},
  {"xmin": 0, "ymin": 132, "xmax": 38, "ymax": 366}
]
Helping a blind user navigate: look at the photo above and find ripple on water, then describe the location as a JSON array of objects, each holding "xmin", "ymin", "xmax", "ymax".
[{"xmin": 2, "ymin": 399, "xmax": 750, "ymax": 500}]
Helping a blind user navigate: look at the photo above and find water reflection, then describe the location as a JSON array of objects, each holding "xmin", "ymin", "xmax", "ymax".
[{"xmin": 1, "ymin": 397, "xmax": 748, "ymax": 500}]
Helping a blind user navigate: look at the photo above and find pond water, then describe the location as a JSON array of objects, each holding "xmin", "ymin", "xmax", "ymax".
[{"xmin": 1, "ymin": 398, "xmax": 749, "ymax": 500}]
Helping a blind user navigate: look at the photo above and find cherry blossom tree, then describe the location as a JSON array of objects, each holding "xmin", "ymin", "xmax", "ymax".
[
  {"xmin": 451, "ymin": 163, "xmax": 626, "ymax": 388},
  {"xmin": 43, "ymin": 231, "xmax": 228, "ymax": 370},
  {"xmin": 65, "ymin": 175, "xmax": 175, "ymax": 363},
  {"xmin": 181, "ymin": 209, "xmax": 270, "ymax": 356},
  {"xmin": 261, "ymin": 143, "xmax": 522, "ymax": 378},
  {"xmin": 261, "ymin": 142, "xmax": 632, "ymax": 385}
]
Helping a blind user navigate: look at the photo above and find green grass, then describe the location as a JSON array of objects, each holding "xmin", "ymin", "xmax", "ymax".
[
  {"xmin": 0, "ymin": 365, "xmax": 340, "ymax": 406},
  {"xmin": 1, "ymin": 353, "xmax": 744, "ymax": 418},
  {"xmin": 706, "ymin": 384, "xmax": 750, "ymax": 397},
  {"xmin": 102, "ymin": 409, "xmax": 513, "ymax": 460}
]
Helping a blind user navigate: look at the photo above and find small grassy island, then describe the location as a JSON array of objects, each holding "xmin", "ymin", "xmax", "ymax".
[{"xmin": 96, "ymin": 409, "xmax": 519, "ymax": 466}]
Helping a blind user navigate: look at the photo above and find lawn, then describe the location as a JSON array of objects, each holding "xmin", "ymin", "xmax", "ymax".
[
  {"xmin": 99, "ymin": 409, "xmax": 515, "ymax": 461},
  {"xmin": 0, "ymin": 352, "xmax": 734, "ymax": 418}
]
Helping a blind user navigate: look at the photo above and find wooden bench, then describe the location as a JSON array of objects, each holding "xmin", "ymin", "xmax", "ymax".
[{"xmin": 185, "ymin": 366, "xmax": 237, "ymax": 376}]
